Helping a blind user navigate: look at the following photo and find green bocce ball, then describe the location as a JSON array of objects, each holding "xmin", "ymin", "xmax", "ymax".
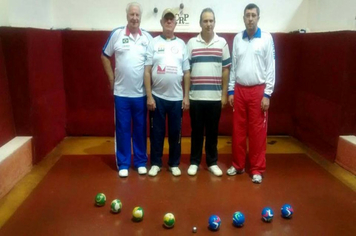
[
  {"xmin": 111, "ymin": 199, "xmax": 122, "ymax": 213},
  {"xmin": 95, "ymin": 193, "xmax": 106, "ymax": 206}
]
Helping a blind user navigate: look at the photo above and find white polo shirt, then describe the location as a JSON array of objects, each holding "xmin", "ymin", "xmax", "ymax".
[
  {"xmin": 187, "ymin": 33, "xmax": 231, "ymax": 101},
  {"xmin": 228, "ymin": 28, "xmax": 275, "ymax": 98},
  {"xmin": 102, "ymin": 26, "xmax": 152, "ymax": 97},
  {"xmin": 145, "ymin": 35, "xmax": 190, "ymax": 101}
]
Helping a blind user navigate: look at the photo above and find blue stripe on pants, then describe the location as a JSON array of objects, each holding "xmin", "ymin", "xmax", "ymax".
[{"xmin": 114, "ymin": 96, "xmax": 147, "ymax": 170}]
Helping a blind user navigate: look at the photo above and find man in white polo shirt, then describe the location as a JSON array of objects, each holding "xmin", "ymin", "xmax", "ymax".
[
  {"xmin": 227, "ymin": 3, "xmax": 275, "ymax": 184},
  {"xmin": 101, "ymin": 2, "xmax": 152, "ymax": 177},
  {"xmin": 186, "ymin": 8, "xmax": 231, "ymax": 177},
  {"xmin": 144, "ymin": 8, "xmax": 190, "ymax": 177}
]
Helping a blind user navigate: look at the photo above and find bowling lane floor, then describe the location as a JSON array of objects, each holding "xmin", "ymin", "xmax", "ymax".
[{"xmin": 0, "ymin": 137, "xmax": 355, "ymax": 235}]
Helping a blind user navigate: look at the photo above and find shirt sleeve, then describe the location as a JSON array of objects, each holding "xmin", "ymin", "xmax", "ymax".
[
  {"xmin": 102, "ymin": 30, "xmax": 117, "ymax": 57},
  {"xmin": 222, "ymin": 39, "xmax": 231, "ymax": 68},
  {"xmin": 145, "ymin": 39, "xmax": 154, "ymax": 66},
  {"xmin": 228, "ymin": 35, "xmax": 238, "ymax": 95},
  {"xmin": 264, "ymin": 34, "xmax": 275, "ymax": 97},
  {"xmin": 182, "ymin": 43, "xmax": 190, "ymax": 71}
]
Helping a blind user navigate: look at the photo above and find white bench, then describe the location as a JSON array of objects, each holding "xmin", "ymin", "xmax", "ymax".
[{"xmin": 0, "ymin": 137, "xmax": 33, "ymax": 198}]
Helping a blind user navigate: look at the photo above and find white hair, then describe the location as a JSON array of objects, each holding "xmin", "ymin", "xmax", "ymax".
[{"xmin": 126, "ymin": 2, "xmax": 142, "ymax": 15}]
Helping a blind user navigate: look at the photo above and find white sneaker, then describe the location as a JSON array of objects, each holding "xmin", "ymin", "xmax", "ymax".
[
  {"xmin": 148, "ymin": 165, "xmax": 161, "ymax": 176},
  {"xmin": 226, "ymin": 166, "xmax": 245, "ymax": 176},
  {"xmin": 169, "ymin": 167, "xmax": 181, "ymax": 176},
  {"xmin": 138, "ymin": 167, "xmax": 147, "ymax": 175},
  {"xmin": 208, "ymin": 165, "xmax": 223, "ymax": 176},
  {"xmin": 187, "ymin": 165, "xmax": 198, "ymax": 176},
  {"xmin": 252, "ymin": 174, "xmax": 262, "ymax": 184},
  {"xmin": 118, "ymin": 169, "xmax": 128, "ymax": 178}
]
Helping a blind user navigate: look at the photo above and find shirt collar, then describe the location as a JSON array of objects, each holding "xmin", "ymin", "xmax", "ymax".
[
  {"xmin": 243, "ymin": 28, "xmax": 261, "ymax": 40},
  {"xmin": 196, "ymin": 33, "xmax": 219, "ymax": 44},
  {"xmin": 160, "ymin": 35, "xmax": 176, "ymax": 41},
  {"xmin": 125, "ymin": 25, "xmax": 142, "ymax": 36}
]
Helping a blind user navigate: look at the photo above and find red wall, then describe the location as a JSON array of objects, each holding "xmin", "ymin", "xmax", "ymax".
[
  {"xmin": 0, "ymin": 38, "xmax": 16, "ymax": 147},
  {"xmin": 0, "ymin": 28, "xmax": 66, "ymax": 163},
  {"xmin": 0, "ymin": 28, "xmax": 355, "ymax": 162},
  {"xmin": 293, "ymin": 32, "xmax": 356, "ymax": 161}
]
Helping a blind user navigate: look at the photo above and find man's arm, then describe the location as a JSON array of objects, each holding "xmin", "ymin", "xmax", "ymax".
[
  {"xmin": 261, "ymin": 34, "xmax": 276, "ymax": 111},
  {"xmin": 144, "ymin": 65, "xmax": 155, "ymax": 111},
  {"xmin": 221, "ymin": 67, "xmax": 229, "ymax": 108},
  {"xmin": 228, "ymin": 36, "xmax": 238, "ymax": 107},
  {"xmin": 182, "ymin": 70, "xmax": 190, "ymax": 110},
  {"xmin": 101, "ymin": 54, "xmax": 114, "ymax": 90}
]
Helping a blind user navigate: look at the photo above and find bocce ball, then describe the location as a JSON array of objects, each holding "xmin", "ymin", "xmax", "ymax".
[
  {"xmin": 208, "ymin": 215, "xmax": 221, "ymax": 231},
  {"xmin": 95, "ymin": 193, "xmax": 106, "ymax": 206},
  {"xmin": 132, "ymin": 206, "xmax": 144, "ymax": 221},
  {"xmin": 232, "ymin": 211, "xmax": 245, "ymax": 227},
  {"xmin": 261, "ymin": 207, "xmax": 274, "ymax": 222},
  {"xmin": 281, "ymin": 204, "xmax": 294, "ymax": 218},
  {"xmin": 163, "ymin": 213, "xmax": 175, "ymax": 228},
  {"xmin": 110, "ymin": 199, "xmax": 122, "ymax": 213}
]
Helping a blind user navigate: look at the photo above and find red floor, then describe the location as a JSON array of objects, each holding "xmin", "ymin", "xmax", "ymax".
[{"xmin": 1, "ymin": 154, "xmax": 356, "ymax": 235}]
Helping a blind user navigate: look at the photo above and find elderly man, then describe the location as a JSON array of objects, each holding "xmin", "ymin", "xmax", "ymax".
[
  {"xmin": 144, "ymin": 9, "xmax": 190, "ymax": 177},
  {"xmin": 186, "ymin": 8, "xmax": 231, "ymax": 177},
  {"xmin": 227, "ymin": 3, "xmax": 275, "ymax": 184},
  {"xmin": 101, "ymin": 2, "xmax": 152, "ymax": 177}
]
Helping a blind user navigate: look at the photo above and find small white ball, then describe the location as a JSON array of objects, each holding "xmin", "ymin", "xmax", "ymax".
[{"xmin": 192, "ymin": 226, "xmax": 197, "ymax": 233}]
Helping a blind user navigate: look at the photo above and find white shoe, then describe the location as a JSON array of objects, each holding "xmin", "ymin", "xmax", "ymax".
[
  {"xmin": 208, "ymin": 165, "xmax": 223, "ymax": 176},
  {"xmin": 138, "ymin": 167, "xmax": 147, "ymax": 175},
  {"xmin": 226, "ymin": 166, "xmax": 245, "ymax": 176},
  {"xmin": 118, "ymin": 169, "xmax": 128, "ymax": 178},
  {"xmin": 169, "ymin": 167, "xmax": 181, "ymax": 176},
  {"xmin": 252, "ymin": 174, "xmax": 262, "ymax": 184},
  {"xmin": 187, "ymin": 165, "xmax": 198, "ymax": 176},
  {"xmin": 148, "ymin": 165, "xmax": 161, "ymax": 176}
]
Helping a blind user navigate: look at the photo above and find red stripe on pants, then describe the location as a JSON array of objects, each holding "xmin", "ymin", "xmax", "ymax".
[{"xmin": 232, "ymin": 84, "xmax": 267, "ymax": 175}]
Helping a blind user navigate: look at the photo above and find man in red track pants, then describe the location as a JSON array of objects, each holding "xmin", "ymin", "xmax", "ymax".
[{"xmin": 227, "ymin": 3, "xmax": 275, "ymax": 184}]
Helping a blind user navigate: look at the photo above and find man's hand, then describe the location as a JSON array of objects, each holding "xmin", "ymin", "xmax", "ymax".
[
  {"xmin": 109, "ymin": 79, "xmax": 114, "ymax": 90},
  {"xmin": 221, "ymin": 95, "xmax": 227, "ymax": 108},
  {"xmin": 182, "ymin": 97, "xmax": 190, "ymax": 111},
  {"xmin": 147, "ymin": 96, "xmax": 156, "ymax": 111},
  {"xmin": 261, "ymin": 97, "xmax": 270, "ymax": 111},
  {"xmin": 228, "ymin": 95, "xmax": 234, "ymax": 107}
]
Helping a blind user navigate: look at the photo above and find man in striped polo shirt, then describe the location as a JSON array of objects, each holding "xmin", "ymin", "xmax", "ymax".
[
  {"xmin": 186, "ymin": 8, "xmax": 231, "ymax": 176},
  {"xmin": 101, "ymin": 2, "xmax": 152, "ymax": 178},
  {"xmin": 227, "ymin": 4, "xmax": 275, "ymax": 184}
]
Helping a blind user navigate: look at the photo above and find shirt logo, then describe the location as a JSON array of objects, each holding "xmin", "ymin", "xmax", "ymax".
[
  {"xmin": 157, "ymin": 65, "xmax": 166, "ymax": 74},
  {"xmin": 171, "ymin": 46, "xmax": 179, "ymax": 54},
  {"xmin": 122, "ymin": 38, "xmax": 129, "ymax": 44},
  {"xmin": 158, "ymin": 45, "xmax": 165, "ymax": 53}
]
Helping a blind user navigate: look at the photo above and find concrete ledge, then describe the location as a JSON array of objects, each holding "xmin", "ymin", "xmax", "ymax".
[
  {"xmin": 0, "ymin": 137, "xmax": 33, "ymax": 199},
  {"xmin": 336, "ymin": 135, "xmax": 356, "ymax": 175}
]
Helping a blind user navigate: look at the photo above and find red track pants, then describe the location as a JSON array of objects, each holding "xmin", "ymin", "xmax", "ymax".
[{"xmin": 232, "ymin": 84, "xmax": 267, "ymax": 175}]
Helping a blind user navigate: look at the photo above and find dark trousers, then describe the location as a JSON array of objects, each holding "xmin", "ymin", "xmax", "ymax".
[
  {"xmin": 190, "ymin": 100, "xmax": 221, "ymax": 166},
  {"xmin": 149, "ymin": 95, "xmax": 182, "ymax": 167}
]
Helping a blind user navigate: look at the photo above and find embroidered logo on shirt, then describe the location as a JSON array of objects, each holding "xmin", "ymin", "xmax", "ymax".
[{"xmin": 122, "ymin": 38, "xmax": 129, "ymax": 44}]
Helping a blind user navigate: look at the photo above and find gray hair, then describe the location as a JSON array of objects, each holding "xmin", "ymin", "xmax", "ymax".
[{"xmin": 126, "ymin": 2, "xmax": 142, "ymax": 15}]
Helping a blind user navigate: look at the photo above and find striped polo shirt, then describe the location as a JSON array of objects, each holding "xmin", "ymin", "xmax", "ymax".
[{"xmin": 187, "ymin": 33, "xmax": 231, "ymax": 101}]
